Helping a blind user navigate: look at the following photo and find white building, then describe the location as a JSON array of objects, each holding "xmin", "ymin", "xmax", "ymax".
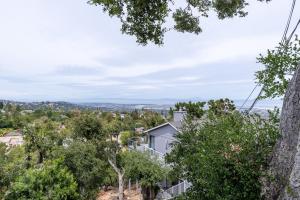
[{"xmin": 0, "ymin": 130, "xmax": 24, "ymax": 147}]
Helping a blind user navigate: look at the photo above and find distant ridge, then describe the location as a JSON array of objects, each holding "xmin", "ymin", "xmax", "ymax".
[{"xmin": 0, "ymin": 98, "xmax": 283, "ymax": 112}]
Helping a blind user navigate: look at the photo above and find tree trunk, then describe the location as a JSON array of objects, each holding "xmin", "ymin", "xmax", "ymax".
[
  {"xmin": 118, "ymin": 172, "xmax": 124, "ymax": 200},
  {"xmin": 38, "ymin": 151, "xmax": 44, "ymax": 164},
  {"xmin": 264, "ymin": 64, "xmax": 300, "ymax": 199},
  {"xmin": 108, "ymin": 159, "xmax": 125, "ymax": 200}
]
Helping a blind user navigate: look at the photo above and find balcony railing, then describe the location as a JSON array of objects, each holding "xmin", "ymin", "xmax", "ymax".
[
  {"xmin": 128, "ymin": 139, "xmax": 165, "ymax": 161},
  {"xmin": 164, "ymin": 180, "xmax": 192, "ymax": 199}
]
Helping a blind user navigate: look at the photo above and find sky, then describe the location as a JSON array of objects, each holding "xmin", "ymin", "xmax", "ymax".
[{"xmin": 0, "ymin": 0, "xmax": 299, "ymax": 102}]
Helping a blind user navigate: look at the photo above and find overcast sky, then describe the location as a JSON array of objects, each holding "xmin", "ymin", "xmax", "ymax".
[{"xmin": 0, "ymin": 0, "xmax": 299, "ymax": 102}]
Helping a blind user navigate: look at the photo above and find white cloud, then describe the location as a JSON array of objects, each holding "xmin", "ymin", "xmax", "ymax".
[{"xmin": 0, "ymin": 0, "xmax": 297, "ymax": 100}]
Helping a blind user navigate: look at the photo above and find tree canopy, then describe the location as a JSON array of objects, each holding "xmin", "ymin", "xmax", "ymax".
[
  {"xmin": 88, "ymin": 0, "xmax": 271, "ymax": 45},
  {"xmin": 5, "ymin": 159, "xmax": 79, "ymax": 200}
]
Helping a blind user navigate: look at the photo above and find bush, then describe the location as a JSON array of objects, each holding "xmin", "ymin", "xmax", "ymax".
[
  {"xmin": 167, "ymin": 110, "xmax": 280, "ymax": 200},
  {"xmin": 5, "ymin": 159, "xmax": 79, "ymax": 200}
]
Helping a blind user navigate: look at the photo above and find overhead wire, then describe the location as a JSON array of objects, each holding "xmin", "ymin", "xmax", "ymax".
[{"xmin": 244, "ymin": 0, "xmax": 298, "ymax": 113}]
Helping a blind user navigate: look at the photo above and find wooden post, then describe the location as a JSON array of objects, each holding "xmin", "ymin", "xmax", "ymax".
[{"xmin": 128, "ymin": 179, "xmax": 131, "ymax": 195}]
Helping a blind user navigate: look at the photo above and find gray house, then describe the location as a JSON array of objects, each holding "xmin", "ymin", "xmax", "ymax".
[
  {"xmin": 129, "ymin": 111, "xmax": 192, "ymax": 198},
  {"xmin": 144, "ymin": 111, "xmax": 186, "ymax": 156}
]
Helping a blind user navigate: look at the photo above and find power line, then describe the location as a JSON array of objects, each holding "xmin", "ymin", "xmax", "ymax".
[
  {"xmin": 286, "ymin": 18, "xmax": 300, "ymax": 43},
  {"xmin": 281, "ymin": 0, "xmax": 297, "ymax": 44},
  {"xmin": 239, "ymin": 83, "xmax": 259, "ymax": 111},
  {"xmin": 246, "ymin": 0, "xmax": 298, "ymax": 113}
]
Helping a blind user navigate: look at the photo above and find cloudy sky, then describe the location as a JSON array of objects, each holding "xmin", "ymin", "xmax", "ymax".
[{"xmin": 0, "ymin": 0, "xmax": 299, "ymax": 102}]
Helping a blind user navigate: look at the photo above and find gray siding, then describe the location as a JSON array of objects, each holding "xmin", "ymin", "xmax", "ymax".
[{"xmin": 148, "ymin": 124, "xmax": 177, "ymax": 155}]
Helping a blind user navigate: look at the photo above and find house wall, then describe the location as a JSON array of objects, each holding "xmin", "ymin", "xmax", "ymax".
[{"xmin": 148, "ymin": 124, "xmax": 177, "ymax": 155}]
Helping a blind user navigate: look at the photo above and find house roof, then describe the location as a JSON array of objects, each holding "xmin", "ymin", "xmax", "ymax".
[
  {"xmin": 144, "ymin": 120, "xmax": 183, "ymax": 134},
  {"xmin": 169, "ymin": 121, "xmax": 183, "ymax": 129},
  {"xmin": 3, "ymin": 130, "xmax": 23, "ymax": 137}
]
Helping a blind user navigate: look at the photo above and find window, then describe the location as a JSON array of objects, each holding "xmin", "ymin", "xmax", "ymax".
[{"xmin": 149, "ymin": 135, "xmax": 155, "ymax": 149}]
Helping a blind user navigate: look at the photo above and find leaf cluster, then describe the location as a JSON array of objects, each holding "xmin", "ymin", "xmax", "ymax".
[
  {"xmin": 167, "ymin": 108, "xmax": 279, "ymax": 199},
  {"xmin": 256, "ymin": 36, "xmax": 300, "ymax": 98},
  {"xmin": 88, "ymin": 0, "xmax": 271, "ymax": 45}
]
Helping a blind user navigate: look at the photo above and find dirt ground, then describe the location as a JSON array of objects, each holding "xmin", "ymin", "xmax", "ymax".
[{"xmin": 97, "ymin": 187, "xmax": 142, "ymax": 200}]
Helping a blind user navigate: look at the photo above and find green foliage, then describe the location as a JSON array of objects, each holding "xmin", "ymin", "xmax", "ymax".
[
  {"xmin": 0, "ymin": 146, "xmax": 26, "ymax": 194},
  {"xmin": 175, "ymin": 101, "xmax": 206, "ymax": 119},
  {"xmin": 167, "ymin": 109, "xmax": 279, "ymax": 200},
  {"xmin": 123, "ymin": 151, "xmax": 169, "ymax": 198},
  {"xmin": 120, "ymin": 131, "xmax": 133, "ymax": 146},
  {"xmin": 256, "ymin": 36, "xmax": 300, "ymax": 98},
  {"xmin": 173, "ymin": 8, "xmax": 202, "ymax": 34},
  {"xmin": 73, "ymin": 113, "xmax": 106, "ymax": 141},
  {"xmin": 88, "ymin": 0, "xmax": 270, "ymax": 45},
  {"xmin": 0, "ymin": 128, "xmax": 13, "ymax": 137},
  {"xmin": 24, "ymin": 119, "xmax": 62, "ymax": 164},
  {"xmin": 62, "ymin": 141, "xmax": 108, "ymax": 199},
  {"xmin": 207, "ymin": 98, "xmax": 236, "ymax": 116},
  {"xmin": 5, "ymin": 158, "xmax": 79, "ymax": 200},
  {"xmin": 141, "ymin": 111, "xmax": 166, "ymax": 129}
]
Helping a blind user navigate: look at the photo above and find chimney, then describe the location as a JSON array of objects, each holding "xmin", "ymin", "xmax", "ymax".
[{"xmin": 173, "ymin": 111, "xmax": 187, "ymax": 122}]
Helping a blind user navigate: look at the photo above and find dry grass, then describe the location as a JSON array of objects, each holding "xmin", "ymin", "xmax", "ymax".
[{"xmin": 97, "ymin": 187, "xmax": 142, "ymax": 200}]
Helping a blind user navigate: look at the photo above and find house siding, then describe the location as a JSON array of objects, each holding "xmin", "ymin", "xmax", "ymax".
[{"xmin": 148, "ymin": 124, "xmax": 177, "ymax": 155}]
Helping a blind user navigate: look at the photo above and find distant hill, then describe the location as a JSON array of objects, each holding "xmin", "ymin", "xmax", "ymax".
[{"xmin": 0, "ymin": 98, "xmax": 283, "ymax": 113}]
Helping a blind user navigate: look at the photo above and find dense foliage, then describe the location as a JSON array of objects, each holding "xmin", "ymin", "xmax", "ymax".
[
  {"xmin": 167, "ymin": 105, "xmax": 280, "ymax": 200},
  {"xmin": 5, "ymin": 159, "xmax": 79, "ymax": 200},
  {"xmin": 171, "ymin": 101, "xmax": 206, "ymax": 119},
  {"xmin": 0, "ymin": 102, "xmax": 166, "ymax": 199},
  {"xmin": 123, "ymin": 151, "xmax": 169, "ymax": 199},
  {"xmin": 88, "ymin": 0, "xmax": 271, "ymax": 45}
]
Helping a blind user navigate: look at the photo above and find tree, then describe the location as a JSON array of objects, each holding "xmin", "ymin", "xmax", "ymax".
[
  {"xmin": 0, "ymin": 145, "xmax": 26, "ymax": 198},
  {"xmin": 24, "ymin": 119, "xmax": 62, "ymax": 164},
  {"xmin": 123, "ymin": 151, "xmax": 169, "ymax": 200},
  {"xmin": 62, "ymin": 141, "xmax": 108, "ymax": 200},
  {"xmin": 5, "ymin": 159, "xmax": 79, "ymax": 200},
  {"xmin": 108, "ymin": 156, "xmax": 126, "ymax": 200},
  {"xmin": 120, "ymin": 131, "xmax": 133, "ymax": 146},
  {"xmin": 0, "ymin": 102, "xmax": 3, "ymax": 110},
  {"xmin": 141, "ymin": 111, "xmax": 166, "ymax": 129},
  {"xmin": 89, "ymin": 0, "xmax": 271, "ymax": 45},
  {"xmin": 175, "ymin": 101, "xmax": 206, "ymax": 119},
  {"xmin": 263, "ymin": 63, "xmax": 300, "ymax": 199},
  {"xmin": 207, "ymin": 98, "xmax": 236, "ymax": 116},
  {"xmin": 166, "ymin": 109, "xmax": 279, "ymax": 200},
  {"xmin": 68, "ymin": 113, "xmax": 112, "ymax": 199},
  {"xmin": 0, "ymin": 143, "xmax": 7, "ymax": 196},
  {"xmin": 73, "ymin": 113, "xmax": 106, "ymax": 141}
]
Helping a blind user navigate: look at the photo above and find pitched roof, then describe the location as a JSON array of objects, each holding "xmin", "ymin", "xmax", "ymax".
[
  {"xmin": 4, "ymin": 130, "xmax": 23, "ymax": 137},
  {"xmin": 144, "ymin": 120, "xmax": 183, "ymax": 133},
  {"xmin": 169, "ymin": 120, "xmax": 183, "ymax": 129}
]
